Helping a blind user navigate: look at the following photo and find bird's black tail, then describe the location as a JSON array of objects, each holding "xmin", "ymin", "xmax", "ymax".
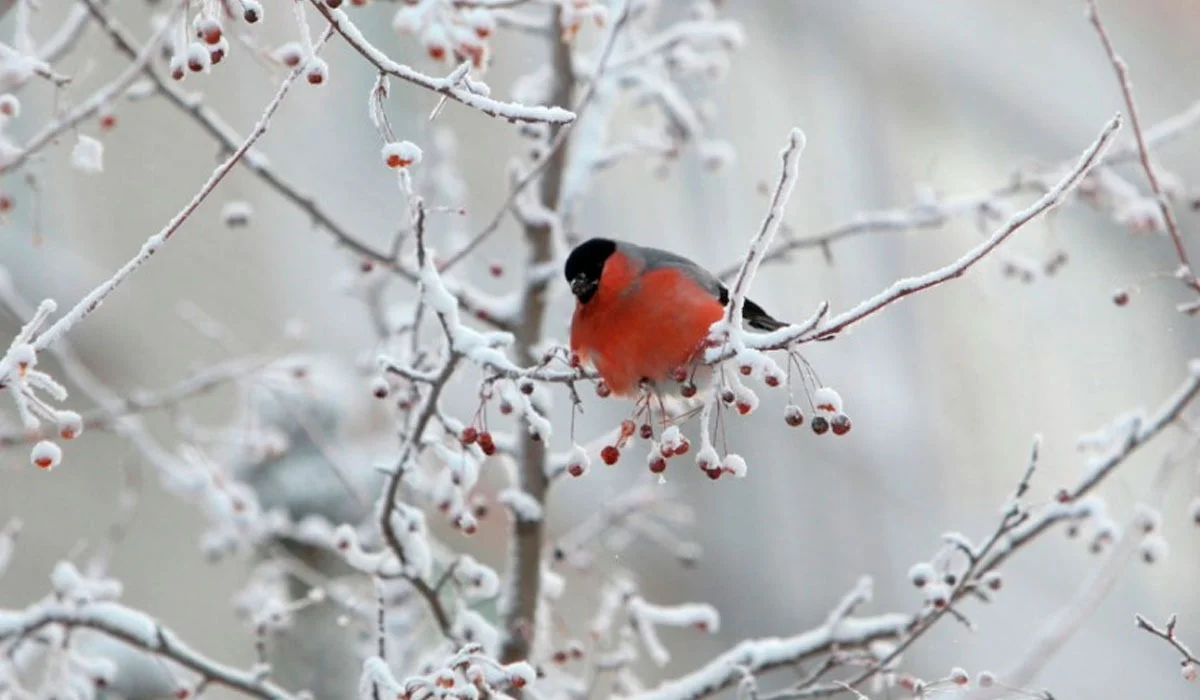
[{"xmin": 743, "ymin": 298, "xmax": 787, "ymax": 331}]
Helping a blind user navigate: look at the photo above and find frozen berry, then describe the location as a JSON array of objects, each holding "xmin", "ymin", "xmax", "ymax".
[
  {"xmin": 811, "ymin": 416, "xmax": 829, "ymax": 435},
  {"xmin": 680, "ymin": 382, "xmax": 697, "ymax": 398},
  {"xmin": 784, "ymin": 404, "xmax": 804, "ymax": 427},
  {"xmin": 600, "ymin": 445, "xmax": 620, "ymax": 465},
  {"xmin": 830, "ymin": 413, "xmax": 851, "ymax": 436},
  {"xmin": 478, "ymin": 432, "xmax": 496, "ymax": 456},
  {"xmin": 648, "ymin": 456, "xmax": 667, "ymax": 473},
  {"xmin": 620, "ymin": 419, "xmax": 636, "ymax": 438},
  {"xmin": 1113, "ymin": 290, "xmax": 1129, "ymax": 306},
  {"xmin": 461, "ymin": 426, "xmax": 479, "ymax": 445},
  {"xmin": 639, "ymin": 423, "xmax": 653, "ymax": 440},
  {"xmin": 596, "ymin": 381, "xmax": 612, "ymax": 398}
]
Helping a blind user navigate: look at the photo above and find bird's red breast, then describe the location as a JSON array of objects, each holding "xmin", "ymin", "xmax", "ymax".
[{"xmin": 569, "ymin": 251, "xmax": 724, "ymax": 395}]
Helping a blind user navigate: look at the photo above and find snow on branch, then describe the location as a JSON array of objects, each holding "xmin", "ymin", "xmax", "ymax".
[
  {"xmin": 0, "ymin": 600, "xmax": 296, "ymax": 699},
  {"xmin": 1085, "ymin": 0, "xmax": 1198, "ymax": 293},
  {"xmin": 310, "ymin": 2, "xmax": 575, "ymax": 125},
  {"xmin": 1135, "ymin": 614, "xmax": 1200, "ymax": 682}
]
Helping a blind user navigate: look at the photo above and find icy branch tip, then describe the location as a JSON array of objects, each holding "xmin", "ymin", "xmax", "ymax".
[{"xmin": 787, "ymin": 127, "xmax": 806, "ymax": 152}]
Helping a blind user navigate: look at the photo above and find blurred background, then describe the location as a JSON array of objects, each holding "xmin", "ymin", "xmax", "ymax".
[{"xmin": 3, "ymin": 0, "xmax": 1200, "ymax": 698}]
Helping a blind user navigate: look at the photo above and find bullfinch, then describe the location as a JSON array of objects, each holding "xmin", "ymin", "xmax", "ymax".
[{"xmin": 564, "ymin": 237, "xmax": 786, "ymax": 396}]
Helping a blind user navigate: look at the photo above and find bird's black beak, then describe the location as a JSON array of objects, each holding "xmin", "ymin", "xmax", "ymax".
[{"xmin": 570, "ymin": 275, "xmax": 597, "ymax": 302}]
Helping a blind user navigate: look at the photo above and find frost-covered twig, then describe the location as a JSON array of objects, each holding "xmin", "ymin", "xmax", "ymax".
[
  {"xmin": 378, "ymin": 201, "xmax": 461, "ymax": 642},
  {"xmin": 75, "ymin": 0, "xmax": 508, "ymax": 332},
  {"xmin": 439, "ymin": 0, "xmax": 633, "ymax": 272},
  {"xmin": 0, "ymin": 355, "xmax": 263, "ymax": 447},
  {"xmin": 627, "ymin": 610, "xmax": 910, "ymax": 700},
  {"xmin": 763, "ymin": 115, "xmax": 1118, "ymax": 350},
  {"xmin": 0, "ymin": 1, "xmax": 183, "ymax": 175},
  {"xmin": 722, "ymin": 128, "xmax": 805, "ymax": 329},
  {"xmin": 0, "ymin": 602, "xmax": 297, "ymax": 699},
  {"xmin": 1135, "ymin": 615, "xmax": 1200, "ymax": 673},
  {"xmin": 716, "ymin": 95, "xmax": 1200, "ymax": 282},
  {"xmin": 309, "ymin": 1, "xmax": 574, "ymax": 125},
  {"xmin": 31, "ymin": 52, "xmax": 317, "ymax": 351},
  {"xmin": 1085, "ymin": 0, "xmax": 1198, "ymax": 292}
]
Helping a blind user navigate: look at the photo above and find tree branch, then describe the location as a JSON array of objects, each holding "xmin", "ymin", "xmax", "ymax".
[
  {"xmin": 498, "ymin": 4, "xmax": 577, "ymax": 666},
  {"xmin": 308, "ymin": 1, "xmax": 574, "ymax": 125},
  {"xmin": 1085, "ymin": 0, "xmax": 1198, "ymax": 291},
  {"xmin": 0, "ymin": 602, "xmax": 297, "ymax": 700}
]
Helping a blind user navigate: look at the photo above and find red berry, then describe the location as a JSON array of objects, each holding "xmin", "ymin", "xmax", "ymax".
[
  {"xmin": 475, "ymin": 26, "xmax": 491, "ymax": 39},
  {"xmin": 478, "ymin": 432, "xmax": 496, "ymax": 456},
  {"xmin": 620, "ymin": 419, "xmax": 636, "ymax": 438},
  {"xmin": 570, "ymin": 354, "xmax": 582, "ymax": 369},
  {"xmin": 210, "ymin": 47, "xmax": 225, "ymax": 64},
  {"xmin": 735, "ymin": 401, "xmax": 752, "ymax": 415},
  {"xmin": 385, "ymin": 154, "xmax": 408, "ymax": 168},
  {"xmin": 0, "ymin": 194, "xmax": 12, "ymax": 213},
  {"xmin": 764, "ymin": 374, "xmax": 781, "ymax": 388},
  {"xmin": 552, "ymin": 651, "xmax": 568, "ymax": 664},
  {"xmin": 568, "ymin": 463, "xmax": 585, "ymax": 477},
  {"xmin": 739, "ymin": 364, "xmax": 753, "ymax": 376},
  {"xmin": 171, "ymin": 65, "xmax": 185, "ymax": 80},
  {"xmin": 1055, "ymin": 488, "xmax": 1071, "ymax": 503},
  {"xmin": 680, "ymin": 382, "xmax": 697, "ymax": 398},
  {"xmin": 704, "ymin": 468, "xmax": 722, "ymax": 480},
  {"xmin": 243, "ymin": 6, "xmax": 260, "ymax": 22},
  {"xmin": 600, "ymin": 445, "xmax": 620, "ymax": 465},
  {"xmin": 372, "ymin": 383, "xmax": 388, "ymax": 399},
  {"xmin": 649, "ymin": 457, "xmax": 667, "ymax": 473},
  {"xmin": 499, "ymin": 401, "xmax": 514, "ymax": 415},
  {"xmin": 428, "ymin": 44, "xmax": 446, "ymax": 61},
  {"xmin": 99, "ymin": 114, "xmax": 116, "ymax": 130},
  {"xmin": 489, "ymin": 263, "xmax": 503, "ymax": 277},
  {"xmin": 596, "ymin": 381, "xmax": 612, "ymax": 398},
  {"xmin": 671, "ymin": 366, "xmax": 688, "ymax": 382},
  {"xmin": 811, "ymin": 416, "xmax": 829, "ymax": 435},
  {"xmin": 720, "ymin": 390, "xmax": 735, "ymax": 404},
  {"xmin": 1113, "ymin": 290, "xmax": 1129, "ymax": 306},
  {"xmin": 830, "ymin": 413, "xmax": 852, "ymax": 436},
  {"xmin": 639, "ymin": 423, "xmax": 653, "ymax": 439},
  {"xmin": 326, "ymin": 0, "xmax": 343, "ymax": 6},
  {"xmin": 461, "ymin": 426, "xmax": 479, "ymax": 445},
  {"xmin": 673, "ymin": 439, "xmax": 690, "ymax": 456},
  {"xmin": 784, "ymin": 404, "xmax": 804, "ymax": 427},
  {"xmin": 282, "ymin": 53, "xmax": 301, "ymax": 68}
]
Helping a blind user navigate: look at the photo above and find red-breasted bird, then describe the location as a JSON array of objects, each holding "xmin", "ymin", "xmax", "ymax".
[{"xmin": 565, "ymin": 237, "xmax": 786, "ymax": 396}]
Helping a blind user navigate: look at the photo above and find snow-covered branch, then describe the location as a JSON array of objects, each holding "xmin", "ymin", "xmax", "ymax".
[
  {"xmin": 0, "ymin": 600, "xmax": 297, "ymax": 699},
  {"xmin": 309, "ymin": 1, "xmax": 575, "ymax": 125},
  {"xmin": 1135, "ymin": 614, "xmax": 1200, "ymax": 681},
  {"xmin": 1085, "ymin": 0, "xmax": 1198, "ymax": 293}
]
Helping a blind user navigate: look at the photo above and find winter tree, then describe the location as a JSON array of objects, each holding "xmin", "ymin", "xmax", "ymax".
[{"xmin": 2, "ymin": 1, "xmax": 1200, "ymax": 699}]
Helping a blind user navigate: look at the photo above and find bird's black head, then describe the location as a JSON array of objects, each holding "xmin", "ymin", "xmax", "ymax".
[{"xmin": 564, "ymin": 237, "xmax": 617, "ymax": 304}]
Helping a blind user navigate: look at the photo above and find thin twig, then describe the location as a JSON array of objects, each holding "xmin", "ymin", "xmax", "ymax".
[
  {"xmin": 439, "ymin": 0, "xmax": 633, "ymax": 272},
  {"xmin": 0, "ymin": 603, "xmax": 297, "ymax": 700},
  {"xmin": 1085, "ymin": 0, "xmax": 1198, "ymax": 291},
  {"xmin": 309, "ymin": 1, "xmax": 574, "ymax": 125},
  {"xmin": 0, "ymin": 0, "xmax": 184, "ymax": 175},
  {"xmin": 76, "ymin": 0, "xmax": 508, "ymax": 331},
  {"xmin": 1136, "ymin": 615, "xmax": 1200, "ymax": 666},
  {"xmin": 32, "ymin": 40, "xmax": 323, "ymax": 350}
]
